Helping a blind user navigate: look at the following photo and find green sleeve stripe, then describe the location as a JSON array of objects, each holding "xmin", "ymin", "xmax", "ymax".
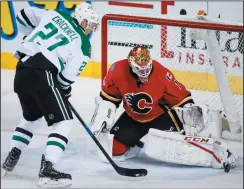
[
  {"xmin": 58, "ymin": 58, "xmax": 65, "ymax": 71},
  {"xmin": 16, "ymin": 15, "xmax": 27, "ymax": 27}
]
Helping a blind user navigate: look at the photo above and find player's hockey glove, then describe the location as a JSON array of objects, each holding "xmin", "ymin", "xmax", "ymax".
[
  {"xmin": 61, "ymin": 86, "xmax": 72, "ymax": 99},
  {"xmin": 14, "ymin": 36, "xmax": 28, "ymax": 60}
]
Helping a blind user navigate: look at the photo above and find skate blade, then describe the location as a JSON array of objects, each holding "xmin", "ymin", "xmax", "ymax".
[
  {"xmin": 1, "ymin": 168, "xmax": 8, "ymax": 177},
  {"xmin": 37, "ymin": 177, "xmax": 71, "ymax": 188}
]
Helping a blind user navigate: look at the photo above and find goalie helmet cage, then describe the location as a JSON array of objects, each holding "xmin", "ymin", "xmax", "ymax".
[{"xmin": 101, "ymin": 14, "xmax": 243, "ymax": 135}]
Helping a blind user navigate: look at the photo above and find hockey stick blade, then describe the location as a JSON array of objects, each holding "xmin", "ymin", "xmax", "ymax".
[
  {"xmin": 116, "ymin": 166, "xmax": 147, "ymax": 177},
  {"xmin": 68, "ymin": 102, "xmax": 148, "ymax": 177},
  {"xmin": 1, "ymin": 168, "xmax": 7, "ymax": 178}
]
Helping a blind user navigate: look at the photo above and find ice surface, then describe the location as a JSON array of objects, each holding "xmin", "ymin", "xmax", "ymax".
[{"xmin": 1, "ymin": 70, "xmax": 243, "ymax": 188}]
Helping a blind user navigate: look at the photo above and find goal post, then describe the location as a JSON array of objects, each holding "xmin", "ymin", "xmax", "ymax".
[{"xmin": 101, "ymin": 14, "xmax": 243, "ymax": 138}]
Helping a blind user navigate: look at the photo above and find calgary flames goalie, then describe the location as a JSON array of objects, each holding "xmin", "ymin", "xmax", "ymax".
[{"xmin": 89, "ymin": 45, "xmax": 238, "ymax": 173}]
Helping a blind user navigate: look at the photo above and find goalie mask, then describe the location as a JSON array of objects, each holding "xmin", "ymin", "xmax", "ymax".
[
  {"xmin": 128, "ymin": 46, "xmax": 152, "ymax": 83},
  {"xmin": 72, "ymin": 2, "xmax": 100, "ymax": 32}
]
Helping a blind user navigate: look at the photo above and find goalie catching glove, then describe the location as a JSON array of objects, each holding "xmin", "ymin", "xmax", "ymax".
[
  {"xmin": 174, "ymin": 103, "xmax": 205, "ymax": 133},
  {"xmin": 89, "ymin": 96, "xmax": 117, "ymax": 136}
]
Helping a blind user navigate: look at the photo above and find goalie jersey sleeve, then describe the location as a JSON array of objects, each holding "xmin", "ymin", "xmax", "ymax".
[
  {"xmin": 156, "ymin": 61, "xmax": 194, "ymax": 108},
  {"xmin": 101, "ymin": 63, "xmax": 123, "ymax": 107}
]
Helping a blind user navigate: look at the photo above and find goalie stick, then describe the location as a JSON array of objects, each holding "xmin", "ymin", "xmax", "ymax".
[{"xmin": 68, "ymin": 102, "xmax": 148, "ymax": 177}]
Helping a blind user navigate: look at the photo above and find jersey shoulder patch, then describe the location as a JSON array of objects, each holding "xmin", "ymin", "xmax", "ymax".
[
  {"xmin": 109, "ymin": 63, "xmax": 116, "ymax": 72},
  {"xmin": 109, "ymin": 59, "xmax": 128, "ymax": 72}
]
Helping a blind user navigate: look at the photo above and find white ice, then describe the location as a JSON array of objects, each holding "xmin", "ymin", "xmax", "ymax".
[{"xmin": 1, "ymin": 70, "xmax": 243, "ymax": 188}]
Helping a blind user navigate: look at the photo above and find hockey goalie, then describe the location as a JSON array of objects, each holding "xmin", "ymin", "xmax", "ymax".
[{"xmin": 89, "ymin": 46, "xmax": 238, "ymax": 173}]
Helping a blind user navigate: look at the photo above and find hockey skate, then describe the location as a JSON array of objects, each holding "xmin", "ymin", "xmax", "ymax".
[
  {"xmin": 37, "ymin": 155, "xmax": 72, "ymax": 188},
  {"xmin": 2, "ymin": 147, "xmax": 21, "ymax": 177}
]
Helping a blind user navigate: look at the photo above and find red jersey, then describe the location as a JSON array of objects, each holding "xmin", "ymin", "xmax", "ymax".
[{"xmin": 101, "ymin": 59, "xmax": 193, "ymax": 123}]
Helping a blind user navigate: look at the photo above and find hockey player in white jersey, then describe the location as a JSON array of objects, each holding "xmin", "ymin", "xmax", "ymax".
[{"xmin": 2, "ymin": 2, "xmax": 99, "ymax": 188}]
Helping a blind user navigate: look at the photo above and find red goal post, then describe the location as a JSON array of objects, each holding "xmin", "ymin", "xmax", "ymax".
[{"xmin": 101, "ymin": 14, "xmax": 243, "ymax": 136}]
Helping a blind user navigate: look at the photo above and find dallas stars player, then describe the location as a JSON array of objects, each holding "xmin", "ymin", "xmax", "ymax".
[{"xmin": 1, "ymin": 2, "xmax": 99, "ymax": 188}]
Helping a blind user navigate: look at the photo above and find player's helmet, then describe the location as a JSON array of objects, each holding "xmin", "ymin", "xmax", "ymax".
[
  {"xmin": 128, "ymin": 46, "xmax": 152, "ymax": 82},
  {"xmin": 72, "ymin": 2, "xmax": 100, "ymax": 32}
]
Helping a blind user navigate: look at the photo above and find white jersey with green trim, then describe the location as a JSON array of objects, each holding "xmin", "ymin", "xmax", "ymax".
[{"xmin": 15, "ymin": 7, "xmax": 91, "ymax": 88}]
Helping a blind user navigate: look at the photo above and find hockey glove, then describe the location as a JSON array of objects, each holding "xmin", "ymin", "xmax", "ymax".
[
  {"xmin": 174, "ymin": 103, "xmax": 205, "ymax": 133},
  {"xmin": 14, "ymin": 36, "xmax": 28, "ymax": 60},
  {"xmin": 61, "ymin": 86, "xmax": 72, "ymax": 99}
]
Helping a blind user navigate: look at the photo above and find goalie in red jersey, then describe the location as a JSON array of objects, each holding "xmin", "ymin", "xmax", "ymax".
[{"xmin": 90, "ymin": 46, "xmax": 237, "ymax": 172}]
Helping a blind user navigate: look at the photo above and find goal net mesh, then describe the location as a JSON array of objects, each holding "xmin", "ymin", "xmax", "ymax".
[{"xmin": 103, "ymin": 15, "xmax": 243, "ymax": 123}]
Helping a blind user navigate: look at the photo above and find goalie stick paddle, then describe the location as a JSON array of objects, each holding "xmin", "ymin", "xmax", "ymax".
[{"xmin": 68, "ymin": 102, "xmax": 148, "ymax": 177}]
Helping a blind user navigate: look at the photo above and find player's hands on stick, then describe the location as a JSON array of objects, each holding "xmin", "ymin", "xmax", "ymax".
[{"xmin": 61, "ymin": 86, "xmax": 72, "ymax": 99}]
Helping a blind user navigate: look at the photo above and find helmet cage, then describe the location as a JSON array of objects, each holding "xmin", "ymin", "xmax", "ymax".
[{"xmin": 129, "ymin": 56, "xmax": 152, "ymax": 78}]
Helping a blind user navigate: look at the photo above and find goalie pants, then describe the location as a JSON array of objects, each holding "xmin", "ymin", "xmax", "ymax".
[
  {"xmin": 110, "ymin": 110, "xmax": 183, "ymax": 149},
  {"xmin": 14, "ymin": 53, "xmax": 73, "ymax": 126}
]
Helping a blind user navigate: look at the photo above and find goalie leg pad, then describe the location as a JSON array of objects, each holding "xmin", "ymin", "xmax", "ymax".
[
  {"xmin": 145, "ymin": 129, "xmax": 238, "ymax": 170},
  {"xmin": 96, "ymin": 133, "xmax": 114, "ymax": 163},
  {"xmin": 145, "ymin": 128, "xmax": 217, "ymax": 167}
]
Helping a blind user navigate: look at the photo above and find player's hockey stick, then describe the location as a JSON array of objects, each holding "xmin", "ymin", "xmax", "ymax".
[{"xmin": 68, "ymin": 101, "xmax": 148, "ymax": 177}]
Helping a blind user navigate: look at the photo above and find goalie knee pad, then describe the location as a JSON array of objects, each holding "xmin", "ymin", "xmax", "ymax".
[
  {"xmin": 11, "ymin": 117, "xmax": 42, "ymax": 150},
  {"xmin": 96, "ymin": 132, "xmax": 114, "ymax": 163}
]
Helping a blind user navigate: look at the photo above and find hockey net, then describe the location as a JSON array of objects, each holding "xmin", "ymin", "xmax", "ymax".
[{"xmin": 101, "ymin": 14, "xmax": 243, "ymax": 134}]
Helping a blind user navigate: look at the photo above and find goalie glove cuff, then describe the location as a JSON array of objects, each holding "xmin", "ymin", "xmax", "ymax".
[{"xmin": 183, "ymin": 103, "xmax": 194, "ymax": 108}]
